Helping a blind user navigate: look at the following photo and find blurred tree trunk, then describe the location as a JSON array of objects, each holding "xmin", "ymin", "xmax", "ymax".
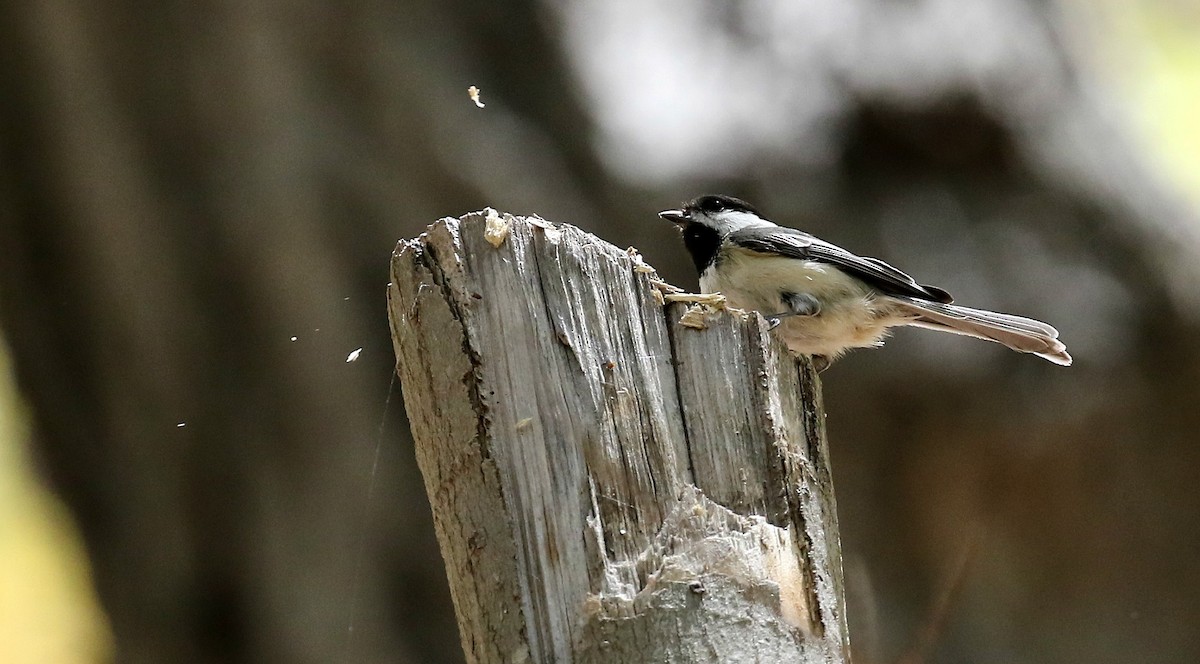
[{"xmin": 0, "ymin": 1, "xmax": 617, "ymax": 662}]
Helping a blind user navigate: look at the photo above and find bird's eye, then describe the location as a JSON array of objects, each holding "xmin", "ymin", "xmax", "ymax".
[{"xmin": 701, "ymin": 197, "xmax": 724, "ymax": 212}]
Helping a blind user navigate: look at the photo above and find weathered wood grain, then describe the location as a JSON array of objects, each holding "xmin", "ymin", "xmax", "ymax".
[{"xmin": 388, "ymin": 210, "xmax": 847, "ymax": 663}]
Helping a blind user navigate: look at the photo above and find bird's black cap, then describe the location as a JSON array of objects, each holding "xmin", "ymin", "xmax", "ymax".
[
  {"xmin": 687, "ymin": 194, "xmax": 759, "ymax": 216},
  {"xmin": 658, "ymin": 194, "xmax": 760, "ymax": 225}
]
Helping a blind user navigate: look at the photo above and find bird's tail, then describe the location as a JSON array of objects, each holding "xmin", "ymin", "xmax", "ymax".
[{"xmin": 890, "ymin": 297, "xmax": 1072, "ymax": 366}]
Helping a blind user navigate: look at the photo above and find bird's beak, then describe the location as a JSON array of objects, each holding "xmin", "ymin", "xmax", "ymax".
[{"xmin": 658, "ymin": 209, "xmax": 690, "ymax": 225}]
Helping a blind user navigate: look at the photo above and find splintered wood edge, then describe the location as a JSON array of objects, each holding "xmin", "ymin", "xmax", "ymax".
[
  {"xmin": 388, "ymin": 219, "xmax": 529, "ymax": 664},
  {"xmin": 387, "ymin": 211, "xmax": 845, "ymax": 663}
]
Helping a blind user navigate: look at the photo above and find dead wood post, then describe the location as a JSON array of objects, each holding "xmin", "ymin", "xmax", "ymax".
[{"xmin": 387, "ymin": 210, "xmax": 849, "ymax": 663}]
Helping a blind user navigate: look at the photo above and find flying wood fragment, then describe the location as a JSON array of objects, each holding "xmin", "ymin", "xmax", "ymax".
[{"xmin": 468, "ymin": 85, "xmax": 485, "ymax": 108}]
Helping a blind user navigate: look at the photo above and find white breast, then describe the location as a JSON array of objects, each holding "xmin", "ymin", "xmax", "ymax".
[{"xmin": 701, "ymin": 247, "xmax": 907, "ymax": 358}]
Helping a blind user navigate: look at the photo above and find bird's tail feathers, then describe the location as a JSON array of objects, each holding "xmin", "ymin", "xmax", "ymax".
[{"xmin": 891, "ymin": 298, "xmax": 1072, "ymax": 366}]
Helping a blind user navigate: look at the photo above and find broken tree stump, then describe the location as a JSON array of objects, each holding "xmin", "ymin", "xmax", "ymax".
[{"xmin": 387, "ymin": 210, "xmax": 848, "ymax": 663}]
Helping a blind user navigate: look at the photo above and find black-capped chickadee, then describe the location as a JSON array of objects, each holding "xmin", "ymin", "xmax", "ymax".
[{"xmin": 660, "ymin": 194, "xmax": 1071, "ymax": 368}]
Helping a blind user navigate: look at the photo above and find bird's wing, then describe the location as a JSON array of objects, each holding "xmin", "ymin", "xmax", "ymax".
[{"xmin": 726, "ymin": 226, "xmax": 954, "ymax": 303}]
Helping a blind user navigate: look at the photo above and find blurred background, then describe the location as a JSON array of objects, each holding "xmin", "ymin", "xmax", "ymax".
[{"xmin": 1, "ymin": 0, "xmax": 1198, "ymax": 662}]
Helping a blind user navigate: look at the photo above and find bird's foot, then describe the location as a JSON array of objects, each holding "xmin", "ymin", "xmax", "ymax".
[
  {"xmin": 781, "ymin": 291, "xmax": 821, "ymax": 316},
  {"xmin": 763, "ymin": 292, "xmax": 821, "ymax": 330}
]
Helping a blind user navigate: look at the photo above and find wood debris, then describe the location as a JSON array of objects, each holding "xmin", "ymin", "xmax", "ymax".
[
  {"xmin": 468, "ymin": 85, "xmax": 485, "ymax": 108},
  {"xmin": 483, "ymin": 209, "xmax": 510, "ymax": 248}
]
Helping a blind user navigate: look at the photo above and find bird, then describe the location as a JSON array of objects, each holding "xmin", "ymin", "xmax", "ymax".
[{"xmin": 659, "ymin": 194, "xmax": 1071, "ymax": 369}]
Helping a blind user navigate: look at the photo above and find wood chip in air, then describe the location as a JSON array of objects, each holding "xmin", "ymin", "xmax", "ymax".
[{"xmin": 468, "ymin": 85, "xmax": 485, "ymax": 108}]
